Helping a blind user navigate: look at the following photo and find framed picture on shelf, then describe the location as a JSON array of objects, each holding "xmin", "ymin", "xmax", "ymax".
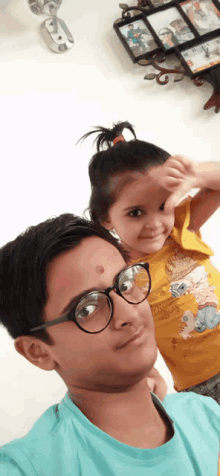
[
  {"xmin": 113, "ymin": 14, "xmax": 160, "ymax": 62},
  {"xmin": 180, "ymin": 0, "xmax": 220, "ymax": 35},
  {"xmin": 113, "ymin": 1, "xmax": 220, "ymax": 112},
  {"xmin": 114, "ymin": 1, "xmax": 220, "ymax": 66},
  {"xmin": 146, "ymin": 5, "xmax": 196, "ymax": 49},
  {"xmin": 178, "ymin": 33, "xmax": 220, "ymax": 75}
]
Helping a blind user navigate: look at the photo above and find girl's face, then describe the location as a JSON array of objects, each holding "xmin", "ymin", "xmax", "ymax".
[{"xmin": 104, "ymin": 169, "xmax": 175, "ymax": 260}]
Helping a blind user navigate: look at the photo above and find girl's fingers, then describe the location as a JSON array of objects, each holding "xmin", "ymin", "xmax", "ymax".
[
  {"xmin": 160, "ymin": 156, "xmax": 195, "ymax": 180},
  {"xmin": 165, "ymin": 178, "xmax": 193, "ymax": 211},
  {"xmin": 148, "ymin": 156, "xmax": 196, "ymax": 193},
  {"xmin": 164, "ymin": 167, "xmax": 185, "ymax": 180},
  {"xmin": 166, "ymin": 157, "xmax": 187, "ymax": 173},
  {"xmin": 163, "ymin": 177, "xmax": 184, "ymax": 191},
  {"xmin": 165, "ymin": 188, "xmax": 184, "ymax": 212},
  {"xmin": 167, "ymin": 155, "xmax": 195, "ymax": 174},
  {"xmin": 170, "ymin": 155, "xmax": 194, "ymax": 168},
  {"xmin": 148, "ymin": 164, "xmax": 185, "ymax": 185}
]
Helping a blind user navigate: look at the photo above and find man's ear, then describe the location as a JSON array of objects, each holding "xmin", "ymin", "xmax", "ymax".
[{"xmin": 14, "ymin": 336, "xmax": 56, "ymax": 371}]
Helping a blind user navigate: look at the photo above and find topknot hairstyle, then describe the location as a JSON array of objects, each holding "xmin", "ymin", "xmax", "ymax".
[
  {"xmin": 78, "ymin": 121, "xmax": 136, "ymax": 151},
  {"xmin": 79, "ymin": 121, "xmax": 170, "ymax": 225}
]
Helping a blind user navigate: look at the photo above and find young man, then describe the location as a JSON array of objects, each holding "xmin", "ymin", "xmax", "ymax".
[{"xmin": 0, "ymin": 213, "xmax": 219, "ymax": 476}]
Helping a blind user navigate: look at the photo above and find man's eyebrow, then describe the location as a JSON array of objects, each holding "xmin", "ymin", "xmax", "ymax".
[
  {"xmin": 60, "ymin": 265, "xmax": 128, "ymax": 316},
  {"xmin": 61, "ymin": 287, "xmax": 102, "ymax": 316}
]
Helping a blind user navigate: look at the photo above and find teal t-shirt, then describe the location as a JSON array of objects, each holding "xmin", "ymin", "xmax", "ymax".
[{"xmin": 0, "ymin": 391, "xmax": 220, "ymax": 475}]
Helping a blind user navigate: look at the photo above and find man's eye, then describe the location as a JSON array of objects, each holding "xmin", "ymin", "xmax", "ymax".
[
  {"xmin": 76, "ymin": 304, "xmax": 97, "ymax": 321},
  {"xmin": 128, "ymin": 209, "xmax": 142, "ymax": 217},
  {"xmin": 120, "ymin": 280, "xmax": 133, "ymax": 293},
  {"xmin": 160, "ymin": 203, "xmax": 165, "ymax": 211}
]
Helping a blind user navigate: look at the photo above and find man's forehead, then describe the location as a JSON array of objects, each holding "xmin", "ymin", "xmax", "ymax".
[
  {"xmin": 44, "ymin": 237, "xmax": 125, "ymax": 319},
  {"xmin": 81, "ymin": 238, "xmax": 126, "ymax": 279},
  {"xmin": 48, "ymin": 236, "xmax": 124, "ymax": 282},
  {"xmin": 87, "ymin": 237, "xmax": 123, "ymax": 262}
]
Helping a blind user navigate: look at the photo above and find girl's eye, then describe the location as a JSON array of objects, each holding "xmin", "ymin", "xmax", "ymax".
[
  {"xmin": 160, "ymin": 203, "xmax": 165, "ymax": 211},
  {"xmin": 128, "ymin": 209, "xmax": 142, "ymax": 217}
]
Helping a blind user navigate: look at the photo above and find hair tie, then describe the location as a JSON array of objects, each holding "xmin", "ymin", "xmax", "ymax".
[{"xmin": 112, "ymin": 135, "xmax": 125, "ymax": 145}]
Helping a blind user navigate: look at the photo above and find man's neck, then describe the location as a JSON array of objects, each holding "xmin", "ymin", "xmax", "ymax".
[{"xmin": 69, "ymin": 376, "xmax": 172, "ymax": 449}]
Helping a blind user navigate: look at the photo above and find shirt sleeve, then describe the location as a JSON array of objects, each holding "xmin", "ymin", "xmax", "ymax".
[
  {"xmin": 171, "ymin": 197, "xmax": 214, "ymax": 256},
  {"xmin": 0, "ymin": 451, "xmax": 36, "ymax": 476},
  {"xmin": 0, "ymin": 464, "xmax": 24, "ymax": 476},
  {"xmin": 0, "ymin": 457, "xmax": 26, "ymax": 476}
]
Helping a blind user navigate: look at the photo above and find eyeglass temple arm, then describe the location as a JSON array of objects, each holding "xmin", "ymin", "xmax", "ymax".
[{"xmin": 30, "ymin": 314, "xmax": 69, "ymax": 333}]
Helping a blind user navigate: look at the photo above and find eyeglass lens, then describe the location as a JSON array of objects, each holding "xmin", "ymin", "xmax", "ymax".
[
  {"xmin": 118, "ymin": 265, "xmax": 150, "ymax": 304},
  {"xmin": 74, "ymin": 265, "xmax": 150, "ymax": 333}
]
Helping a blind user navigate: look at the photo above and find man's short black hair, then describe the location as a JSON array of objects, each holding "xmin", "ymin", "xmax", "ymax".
[{"xmin": 0, "ymin": 214, "xmax": 129, "ymax": 345}]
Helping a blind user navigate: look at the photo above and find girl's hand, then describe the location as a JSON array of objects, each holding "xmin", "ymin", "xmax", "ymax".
[
  {"xmin": 148, "ymin": 155, "xmax": 198, "ymax": 212},
  {"xmin": 147, "ymin": 367, "xmax": 168, "ymax": 401}
]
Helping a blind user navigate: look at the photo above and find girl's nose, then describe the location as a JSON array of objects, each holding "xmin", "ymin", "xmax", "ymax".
[{"xmin": 144, "ymin": 215, "xmax": 161, "ymax": 229}]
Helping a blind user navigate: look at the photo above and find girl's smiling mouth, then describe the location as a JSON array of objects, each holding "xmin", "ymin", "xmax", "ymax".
[{"xmin": 139, "ymin": 233, "xmax": 163, "ymax": 240}]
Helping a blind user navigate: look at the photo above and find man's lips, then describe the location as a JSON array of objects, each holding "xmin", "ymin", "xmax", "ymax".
[{"xmin": 116, "ymin": 327, "xmax": 145, "ymax": 350}]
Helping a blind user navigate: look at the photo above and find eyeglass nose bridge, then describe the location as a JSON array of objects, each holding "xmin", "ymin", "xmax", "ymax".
[{"xmin": 105, "ymin": 284, "xmax": 118, "ymax": 296}]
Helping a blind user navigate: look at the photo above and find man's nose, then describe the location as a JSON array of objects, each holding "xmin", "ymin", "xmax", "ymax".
[{"xmin": 109, "ymin": 290, "xmax": 143, "ymax": 330}]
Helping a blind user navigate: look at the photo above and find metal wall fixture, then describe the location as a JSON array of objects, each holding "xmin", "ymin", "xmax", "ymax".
[{"xmin": 28, "ymin": 0, "xmax": 74, "ymax": 53}]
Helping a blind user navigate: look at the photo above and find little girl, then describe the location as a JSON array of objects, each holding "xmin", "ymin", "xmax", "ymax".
[{"xmin": 80, "ymin": 121, "xmax": 220, "ymax": 403}]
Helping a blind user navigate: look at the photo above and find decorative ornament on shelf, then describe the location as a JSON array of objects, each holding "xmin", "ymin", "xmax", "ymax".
[
  {"xmin": 28, "ymin": 0, "xmax": 74, "ymax": 53},
  {"xmin": 114, "ymin": 0, "xmax": 220, "ymax": 113},
  {"xmin": 119, "ymin": 0, "xmax": 150, "ymax": 15}
]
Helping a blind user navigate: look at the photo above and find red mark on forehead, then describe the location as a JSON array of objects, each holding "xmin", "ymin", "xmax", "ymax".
[{"xmin": 96, "ymin": 266, "xmax": 105, "ymax": 274}]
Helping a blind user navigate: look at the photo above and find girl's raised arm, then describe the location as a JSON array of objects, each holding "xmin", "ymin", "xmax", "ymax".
[
  {"xmin": 148, "ymin": 156, "xmax": 220, "ymax": 232},
  {"xmin": 183, "ymin": 161, "xmax": 220, "ymax": 232}
]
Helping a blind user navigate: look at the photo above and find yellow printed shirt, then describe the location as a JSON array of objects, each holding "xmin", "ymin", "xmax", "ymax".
[{"xmin": 130, "ymin": 198, "xmax": 220, "ymax": 391}]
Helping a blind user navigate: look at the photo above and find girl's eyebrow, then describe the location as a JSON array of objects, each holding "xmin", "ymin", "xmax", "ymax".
[
  {"xmin": 60, "ymin": 265, "xmax": 128, "ymax": 316},
  {"xmin": 123, "ymin": 205, "xmax": 145, "ymax": 212}
]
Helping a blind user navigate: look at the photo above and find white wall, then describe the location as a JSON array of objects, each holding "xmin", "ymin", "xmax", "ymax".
[{"xmin": 0, "ymin": 0, "xmax": 220, "ymax": 445}]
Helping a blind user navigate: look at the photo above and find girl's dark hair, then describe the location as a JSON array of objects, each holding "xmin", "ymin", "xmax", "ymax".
[
  {"xmin": 79, "ymin": 121, "xmax": 170, "ymax": 225},
  {"xmin": 0, "ymin": 214, "xmax": 129, "ymax": 345}
]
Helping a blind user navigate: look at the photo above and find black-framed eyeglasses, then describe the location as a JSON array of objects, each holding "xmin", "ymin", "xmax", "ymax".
[{"xmin": 29, "ymin": 263, "xmax": 151, "ymax": 335}]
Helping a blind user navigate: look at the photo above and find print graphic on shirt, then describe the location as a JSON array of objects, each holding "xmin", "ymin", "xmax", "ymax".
[
  {"xmin": 166, "ymin": 248, "xmax": 199, "ymax": 284},
  {"xmin": 179, "ymin": 310, "xmax": 197, "ymax": 340},
  {"xmin": 166, "ymin": 250, "xmax": 220, "ymax": 338}
]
